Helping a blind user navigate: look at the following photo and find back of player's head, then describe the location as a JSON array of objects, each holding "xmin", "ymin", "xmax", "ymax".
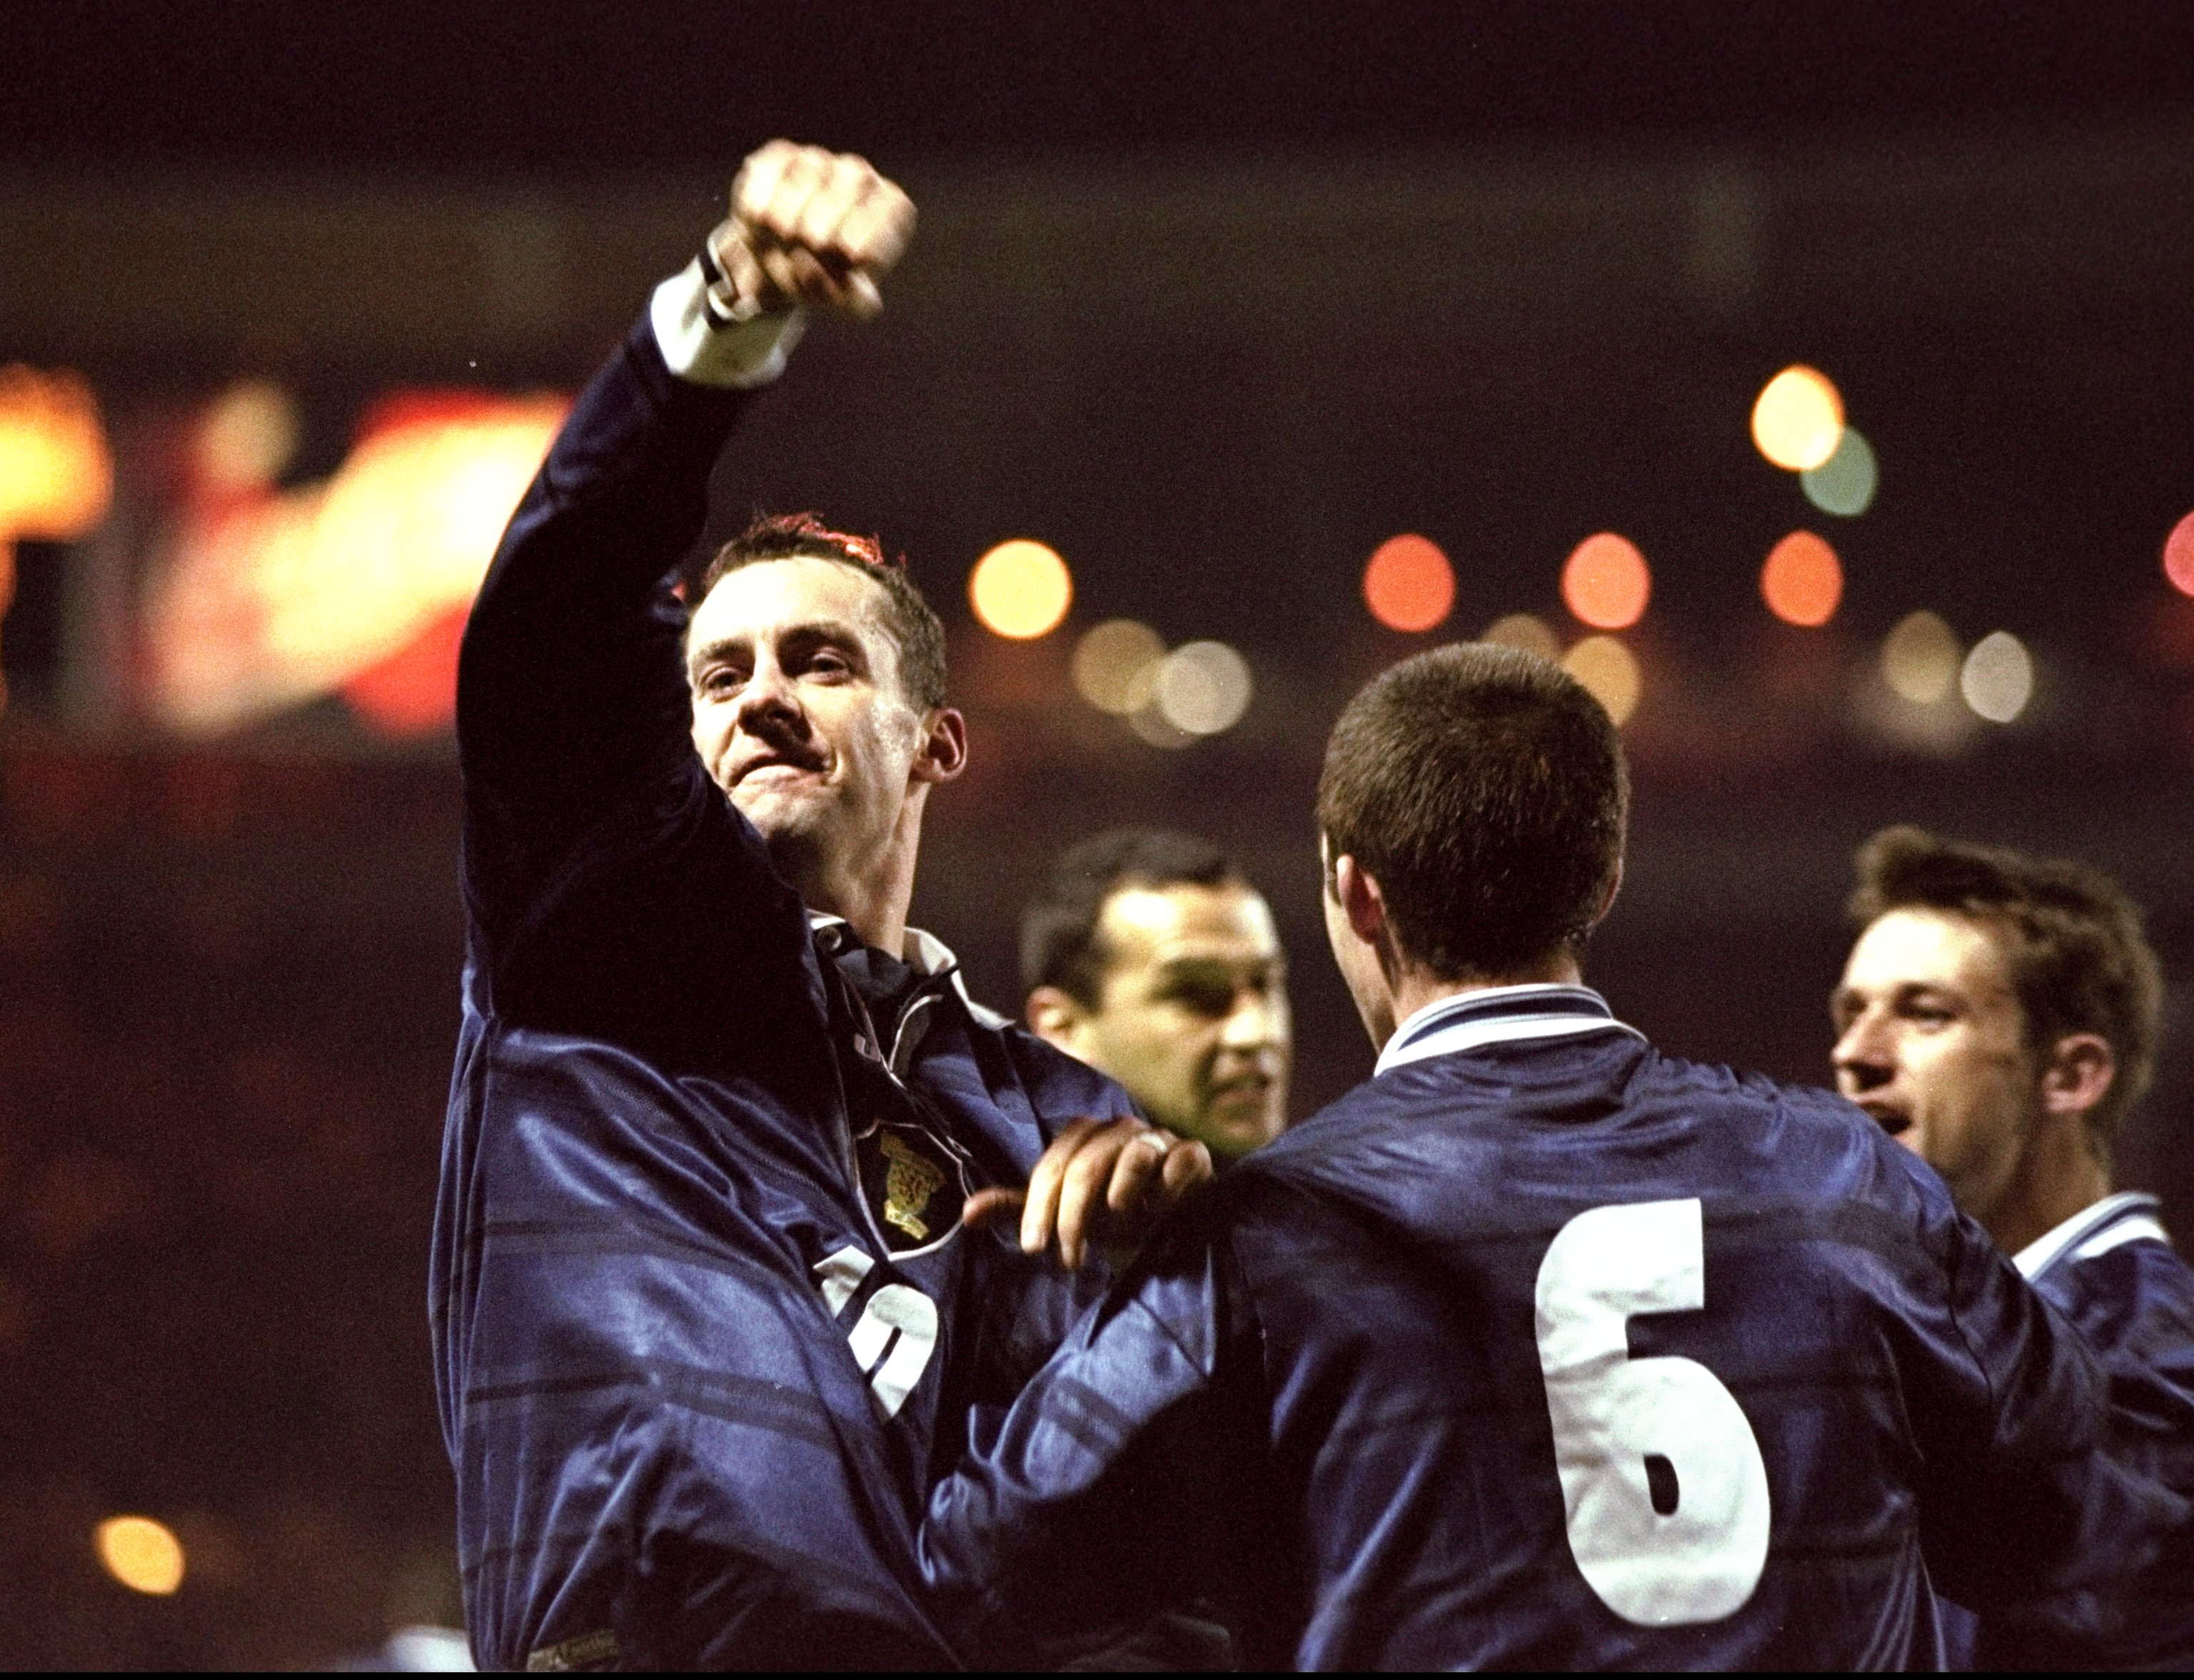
[
  {"xmin": 699, "ymin": 511, "xmax": 948, "ymax": 711},
  {"xmin": 1021, "ymin": 828, "xmax": 1241, "ymax": 1006},
  {"xmin": 1848, "ymin": 826, "xmax": 2163, "ymax": 1149},
  {"xmin": 1318, "ymin": 643, "xmax": 1628, "ymax": 979}
]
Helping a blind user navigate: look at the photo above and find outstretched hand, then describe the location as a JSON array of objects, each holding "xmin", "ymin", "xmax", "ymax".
[
  {"xmin": 963, "ymin": 1117, "xmax": 1213, "ymax": 1271},
  {"xmin": 718, "ymin": 139, "xmax": 916, "ymax": 321}
]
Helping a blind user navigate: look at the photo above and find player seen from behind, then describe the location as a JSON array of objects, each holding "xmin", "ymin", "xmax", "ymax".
[
  {"xmin": 921, "ymin": 641, "xmax": 2165, "ymax": 1669},
  {"xmin": 431, "ymin": 141, "xmax": 1208, "ymax": 1671}
]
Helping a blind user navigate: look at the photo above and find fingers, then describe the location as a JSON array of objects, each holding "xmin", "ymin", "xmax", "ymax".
[
  {"xmin": 1011, "ymin": 1119, "xmax": 1208, "ymax": 1271},
  {"xmin": 1020, "ymin": 1116, "xmax": 1101, "ymax": 1258},
  {"xmin": 1104, "ymin": 1126, "xmax": 1173, "ymax": 1214},
  {"xmin": 1163, "ymin": 1139, "xmax": 1214, "ymax": 1196},
  {"xmin": 728, "ymin": 140, "xmax": 915, "ymax": 317},
  {"xmin": 960, "ymin": 1186, "xmax": 1026, "ymax": 1231},
  {"xmin": 1053, "ymin": 1123, "xmax": 1156, "ymax": 1271}
]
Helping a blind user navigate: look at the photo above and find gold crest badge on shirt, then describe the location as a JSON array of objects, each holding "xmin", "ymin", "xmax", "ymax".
[{"xmin": 878, "ymin": 1131, "xmax": 945, "ymax": 1241}]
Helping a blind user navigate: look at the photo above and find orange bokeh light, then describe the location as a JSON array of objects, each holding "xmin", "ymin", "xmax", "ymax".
[
  {"xmin": 1561, "ymin": 534, "xmax": 1650, "ymax": 630},
  {"xmin": 1362, "ymin": 534, "xmax": 1455, "ymax": 632},
  {"xmin": 2165, "ymin": 511, "xmax": 2194, "ymax": 599},
  {"xmin": 342, "ymin": 603, "xmax": 469, "ymax": 736},
  {"xmin": 143, "ymin": 389, "xmax": 568, "ymax": 734},
  {"xmin": 1760, "ymin": 531, "xmax": 1844, "ymax": 627},
  {"xmin": 95, "ymin": 1516, "xmax": 184, "ymax": 1596},
  {"xmin": 0, "ymin": 365, "xmax": 112, "ymax": 543},
  {"xmin": 968, "ymin": 539, "xmax": 1073, "ymax": 639}
]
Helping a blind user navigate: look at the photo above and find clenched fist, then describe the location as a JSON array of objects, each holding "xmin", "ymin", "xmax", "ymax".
[{"xmin": 714, "ymin": 140, "xmax": 916, "ymax": 321}]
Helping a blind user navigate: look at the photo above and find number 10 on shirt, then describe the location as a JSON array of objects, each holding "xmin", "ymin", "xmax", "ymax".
[{"xmin": 1535, "ymin": 1199, "xmax": 1772, "ymax": 1626}]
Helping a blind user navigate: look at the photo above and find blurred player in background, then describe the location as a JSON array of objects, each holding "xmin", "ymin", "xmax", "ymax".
[
  {"xmin": 921, "ymin": 643, "xmax": 2161, "ymax": 1669},
  {"xmin": 433, "ymin": 141, "xmax": 1206, "ymax": 1671},
  {"xmin": 1832, "ymin": 827, "xmax": 2194, "ymax": 1667},
  {"xmin": 1021, "ymin": 828, "xmax": 1291, "ymax": 1161}
]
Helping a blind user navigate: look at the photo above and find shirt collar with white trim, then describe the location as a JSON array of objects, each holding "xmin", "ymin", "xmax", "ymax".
[
  {"xmin": 1373, "ymin": 981, "xmax": 1645, "ymax": 1078},
  {"xmin": 2011, "ymin": 1189, "xmax": 2171, "ymax": 1281}
]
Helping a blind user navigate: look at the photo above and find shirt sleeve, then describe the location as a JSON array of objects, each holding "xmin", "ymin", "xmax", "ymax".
[
  {"xmin": 1905, "ymin": 1181, "xmax": 2180, "ymax": 1609},
  {"xmin": 919, "ymin": 1201, "xmax": 1272, "ymax": 1668},
  {"xmin": 455, "ymin": 283, "xmax": 823, "ymax": 1064}
]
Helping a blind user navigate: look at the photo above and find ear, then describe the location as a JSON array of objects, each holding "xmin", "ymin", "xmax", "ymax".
[
  {"xmin": 910, "ymin": 706, "xmax": 968, "ymax": 785},
  {"xmin": 1333, "ymin": 854, "xmax": 1388, "ymax": 946},
  {"xmin": 1596, "ymin": 856, "xmax": 1624, "ymax": 924},
  {"xmin": 1025, "ymin": 984, "xmax": 1085, "ymax": 1049},
  {"xmin": 2039, "ymin": 1032, "xmax": 2115, "ymax": 1120}
]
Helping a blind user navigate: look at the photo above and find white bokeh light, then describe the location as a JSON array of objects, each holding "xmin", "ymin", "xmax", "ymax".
[
  {"xmin": 1153, "ymin": 641, "xmax": 1253, "ymax": 736},
  {"xmin": 1960, "ymin": 631, "xmax": 2034, "ymax": 723}
]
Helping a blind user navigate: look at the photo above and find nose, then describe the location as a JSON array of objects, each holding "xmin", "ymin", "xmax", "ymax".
[
  {"xmin": 1831, "ymin": 1009, "xmax": 1891, "ymax": 1093},
  {"xmin": 736, "ymin": 649, "xmax": 806, "ymax": 733},
  {"xmin": 1220, "ymin": 986, "xmax": 1286, "ymax": 1058}
]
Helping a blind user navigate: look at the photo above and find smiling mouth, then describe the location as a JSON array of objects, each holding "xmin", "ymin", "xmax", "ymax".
[{"xmin": 733, "ymin": 756, "xmax": 825, "ymax": 787}]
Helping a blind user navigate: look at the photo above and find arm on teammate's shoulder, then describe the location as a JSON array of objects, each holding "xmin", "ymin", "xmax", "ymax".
[{"xmin": 921, "ymin": 1206, "xmax": 1261, "ymax": 1666}]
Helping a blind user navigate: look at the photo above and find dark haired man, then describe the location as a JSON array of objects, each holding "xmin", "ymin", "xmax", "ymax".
[
  {"xmin": 433, "ymin": 142, "xmax": 1206, "ymax": 1671},
  {"xmin": 921, "ymin": 642, "xmax": 2158, "ymax": 1669},
  {"xmin": 1832, "ymin": 827, "xmax": 2194, "ymax": 1667},
  {"xmin": 1021, "ymin": 829, "xmax": 1291, "ymax": 1161}
]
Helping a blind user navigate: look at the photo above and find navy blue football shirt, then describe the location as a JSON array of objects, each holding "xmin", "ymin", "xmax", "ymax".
[
  {"xmin": 431, "ymin": 268, "xmax": 1137, "ymax": 1669},
  {"xmin": 923, "ymin": 985, "xmax": 2158, "ymax": 1669},
  {"xmin": 1942, "ymin": 1192, "xmax": 2194, "ymax": 1669}
]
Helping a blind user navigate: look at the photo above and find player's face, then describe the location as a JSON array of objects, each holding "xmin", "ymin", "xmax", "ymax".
[
  {"xmin": 1830, "ymin": 909, "xmax": 2041, "ymax": 1222},
  {"xmin": 687, "ymin": 558, "xmax": 928, "ymax": 879},
  {"xmin": 1066, "ymin": 884, "xmax": 1291, "ymax": 1159}
]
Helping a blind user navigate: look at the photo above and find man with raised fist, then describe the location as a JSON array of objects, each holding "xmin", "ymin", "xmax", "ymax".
[{"xmin": 432, "ymin": 142, "xmax": 1206, "ymax": 1671}]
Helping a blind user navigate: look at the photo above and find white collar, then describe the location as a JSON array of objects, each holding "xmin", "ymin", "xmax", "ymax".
[
  {"xmin": 1374, "ymin": 982, "xmax": 1643, "ymax": 1077},
  {"xmin": 807, "ymin": 914, "xmax": 1006, "ymax": 1025},
  {"xmin": 2012, "ymin": 1190, "xmax": 2170, "ymax": 1280}
]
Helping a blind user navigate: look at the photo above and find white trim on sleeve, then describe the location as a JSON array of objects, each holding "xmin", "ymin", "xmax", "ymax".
[{"xmin": 649, "ymin": 257, "xmax": 806, "ymax": 389}]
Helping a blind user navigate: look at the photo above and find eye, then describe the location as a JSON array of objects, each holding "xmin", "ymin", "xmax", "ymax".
[
  {"xmin": 1168, "ymin": 981, "xmax": 1235, "ymax": 1019},
  {"xmin": 699, "ymin": 666, "xmax": 747, "ymax": 696},
  {"xmin": 805, "ymin": 647, "xmax": 853, "ymax": 679}
]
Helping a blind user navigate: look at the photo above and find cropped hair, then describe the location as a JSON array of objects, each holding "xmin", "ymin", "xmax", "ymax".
[
  {"xmin": 1021, "ymin": 829, "xmax": 1240, "ymax": 1006},
  {"xmin": 1849, "ymin": 826, "xmax": 2164, "ymax": 1156},
  {"xmin": 1317, "ymin": 643, "xmax": 1628, "ymax": 979},
  {"xmin": 698, "ymin": 512, "xmax": 948, "ymax": 711}
]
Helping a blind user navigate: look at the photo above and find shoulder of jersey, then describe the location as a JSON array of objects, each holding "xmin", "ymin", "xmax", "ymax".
[
  {"xmin": 1253, "ymin": 1042, "xmax": 1900, "ymax": 1184},
  {"xmin": 981, "ymin": 1007, "xmax": 1146, "ymax": 1120}
]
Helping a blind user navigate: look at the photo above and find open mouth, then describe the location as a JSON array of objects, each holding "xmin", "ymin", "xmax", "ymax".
[{"xmin": 1858, "ymin": 1103, "xmax": 1912, "ymax": 1137}]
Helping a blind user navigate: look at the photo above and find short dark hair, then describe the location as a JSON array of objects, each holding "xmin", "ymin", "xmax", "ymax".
[
  {"xmin": 1317, "ymin": 643, "xmax": 1628, "ymax": 979},
  {"xmin": 697, "ymin": 512, "xmax": 948, "ymax": 711},
  {"xmin": 1848, "ymin": 826, "xmax": 2165, "ymax": 1157},
  {"xmin": 1021, "ymin": 828, "xmax": 1240, "ymax": 1005}
]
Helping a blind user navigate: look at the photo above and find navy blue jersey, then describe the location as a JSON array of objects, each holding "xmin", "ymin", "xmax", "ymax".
[
  {"xmin": 923, "ymin": 986, "xmax": 2153, "ymax": 1670},
  {"xmin": 431, "ymin": 305, "xmax": 1137, "ymax": 1670},
  {"xmin": 1949, "ymin": 1194, "xmax": 2194, "ymax": 1669}
]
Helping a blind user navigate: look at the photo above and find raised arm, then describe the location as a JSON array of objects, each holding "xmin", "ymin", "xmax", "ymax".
[{"xmin": 455, "ymin": 145, "xmax": 914, "ymax": 1038}]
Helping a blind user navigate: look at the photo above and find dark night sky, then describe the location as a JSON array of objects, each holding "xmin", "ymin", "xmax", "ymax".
[{"xmin": 6, "ymin": 2, "xmax": 2194, "ymax": 174}]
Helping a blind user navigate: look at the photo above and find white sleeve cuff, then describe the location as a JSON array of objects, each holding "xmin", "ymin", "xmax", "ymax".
[{"xmin": 648, "ymin": 258, "xmax": 807, "ymax": 389}]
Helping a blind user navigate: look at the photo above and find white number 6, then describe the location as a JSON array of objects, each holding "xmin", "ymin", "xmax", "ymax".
[{"xmin": 1534, "ymin": 1199, "xmax": 1770, "ymax": 1625}]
